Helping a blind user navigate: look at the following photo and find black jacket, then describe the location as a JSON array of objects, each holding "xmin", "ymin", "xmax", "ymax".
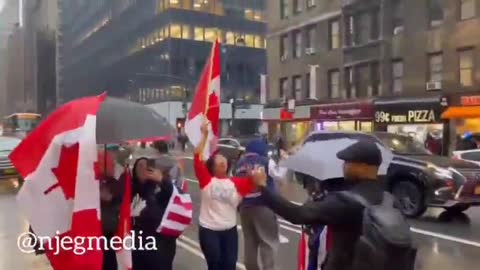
[{"xmin": 261, "ymin": 180, "xmax": 384, "ymax": 270}]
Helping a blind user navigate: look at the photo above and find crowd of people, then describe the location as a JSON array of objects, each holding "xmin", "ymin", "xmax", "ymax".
[{"xmin": 96, "ymin": 121, "xmax": 416, "ymax": 270}]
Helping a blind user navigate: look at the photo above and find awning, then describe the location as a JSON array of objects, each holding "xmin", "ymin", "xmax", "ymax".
[{"xmin": 441, "ymin": 106, "xmax": 480, "ymax": 119}]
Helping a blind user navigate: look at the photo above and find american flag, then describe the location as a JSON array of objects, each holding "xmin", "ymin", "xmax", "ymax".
[
  {"xmin": 298, "ymin": 226, "xmax": 331, "ymax": 270},
  {"xmin": 156, "ymin": 185, "xmax": 193, "ymax": 237}
]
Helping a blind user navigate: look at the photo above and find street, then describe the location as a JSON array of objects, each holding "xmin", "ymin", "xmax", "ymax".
[{"xmin": 0, "ymin": 154, "xmax": 479, "ymax": 270}]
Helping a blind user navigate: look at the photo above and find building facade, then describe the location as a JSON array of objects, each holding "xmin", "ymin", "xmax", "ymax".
[
  {"xmin": 59, "ymin": 0, "xmax": 267, "ymax": 106},
  {"xmin": 266, "ymin": 0, "xmax": 480, "ymax": 148}
]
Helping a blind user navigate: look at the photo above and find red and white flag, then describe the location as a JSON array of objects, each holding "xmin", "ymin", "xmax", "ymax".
[
  {"xmin": 116, "ymin": 168, "xmax": 132, "ymax": 270},
  {"xmin": 185, "ymin": 40, "xmax": 221, "ymax": 160},
  {"xmin": 298, "ymin": 230, "xmax": 309, "ymax": 270},
  {"xmin": 10, "ymin": 94, "xmax": 106, "ymax": 270},
  {"xmin": 156, "ymin": 186, "xmax": 193, "ymax": 237}
]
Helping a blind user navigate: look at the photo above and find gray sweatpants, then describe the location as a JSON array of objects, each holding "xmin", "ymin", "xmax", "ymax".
[{"xmin": 240, "ymin": 206, "xmax": 279, "ymax": 270}]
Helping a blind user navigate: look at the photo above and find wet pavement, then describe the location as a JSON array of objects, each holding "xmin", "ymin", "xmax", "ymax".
[{"xmin": 1, "ymin": 155, "xmax": 480, "ymax": 269}]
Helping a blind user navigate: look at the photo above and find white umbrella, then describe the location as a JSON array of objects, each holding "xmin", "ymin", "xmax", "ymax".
[{"xmin": 281, "ymin": 134, "xmax": 392, "ymax": 181}]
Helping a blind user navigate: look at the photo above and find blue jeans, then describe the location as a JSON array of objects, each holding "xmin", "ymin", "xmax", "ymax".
[{"xmin": 199, "ymin": 226, "xmax": 238, "ymax": 270}]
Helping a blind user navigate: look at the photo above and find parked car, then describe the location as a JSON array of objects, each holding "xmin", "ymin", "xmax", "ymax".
[
  {"xmin": 217, "ymin": 136, "xmax": 275, "ymax": 163},
  {"xmin": 0, "ymin": 136, "xmax": 22, "ymax": 181},
  {"xmin": 304, "ymin": 131, "xmax": 480, "ymax": 218},
  {"xmin": 453, "ymin": 149, "xmax": 480, "ymax": 166}
]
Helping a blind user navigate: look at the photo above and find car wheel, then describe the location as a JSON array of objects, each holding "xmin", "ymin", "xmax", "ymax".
[
  {"xmin": 392, "ymin": 180, "xmax": 427, "ymax": 218},
  {"xmin": 445, "ymin": 205, "xmax": 470, "ymax": 213}
]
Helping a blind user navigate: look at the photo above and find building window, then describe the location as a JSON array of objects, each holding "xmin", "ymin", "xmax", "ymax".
[
  {"xmin": 306, "ymin": 0, "xmax": 316, "ymax": 8},
  {"xmin": 460, "ymin": 0, "xmax": 475, "ymax": 20},
  {"xmin": 305, "ymin": 73, "xmax": 311, "ymax": 98},
  {"xmin": 280, "ymin": 0, "xmax": 289, "ymax": 19},
  {"xmin": 280, "ymin": 34, "xmax": 288, "ymax": 60},
  {"xmin": 370, "ymin": 10, "xmax": 379, "ymax": 40},
  {"xmin": 182, "ymin": 24, "xmax": 191, "ymax": 39},
  {"xmin": 204, "ymin": 28, "xmax": 217, "ymax": 42},
  {"xmin": 392, "ymin": 60, "xmax": 404, "ymax": 94},
  {"xmin": 170, "ymin": 24, "xmax": 182, "ymax": 38},
  {"xmin": 293, "ymin": 75, "xmax": 302, "ymax": 100},
  {"xmin": 254, "ymin": 36, "xmax": 266, "ymax": 48},
  {"xmin": 329, "ymin": 20, "xmax": 340, "ymax": 49},
  {"xmin": 357, "ymin": 13, "xmax": 370, "ymax": 44},
  {"xmin": 392, "ymin": 0, "xmax": 404, "ymax": 34},
  {"xmin": 328, "ymin": 70, "xmax": 340, "ymax": 98},
  {"xmin": 245, "ymin": 34, "xmax": 255, "ymax": 47},
  {"xmin": 459, "ymin": 49, "xmax": 474, "ymax": 87},
  {"xmin": 305, "ymin": 25, "xmax": 316, "ymax": 51},
  {"xmin": 429, "ymin": 0, "xmax": 444, "ymax": 27},
  {"xmin": 429, "ymin": 53, "xmax": 443, "ymax": 82},
  {"xmin": 194, "ymin": 27, "xmax": 204, "ymax": 41},
  {"xmin": 226, "ymin": 32, "xmax": 235, "ymax": 44},
  {"xmin": 292, "ymin": 30, "xmax": 302, "ymax": 58},
  {"xmin": 293, "ymin": 0, "xmax": 302, "ymax": 13},
  {"xmin": 370, "ymin": 62, "xmax": 380, "ymax": 97},
  {"xmin": 280, "ymin": 77, "xmax": 289, "ymax": 98},
  {"xmin": 345, "ymin": 67, "xmax": 355, "ymax": 98},
  {"xmin": 346, "ymin": 16, "xmax": 354, "ymax": 46}
]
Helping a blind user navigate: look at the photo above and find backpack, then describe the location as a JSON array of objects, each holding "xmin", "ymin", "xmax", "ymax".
[{"xmin": 339, "ymin": 191, "xmax": 417, "ymax": 270}]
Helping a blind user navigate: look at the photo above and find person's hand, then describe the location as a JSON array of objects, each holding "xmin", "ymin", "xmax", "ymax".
[
  {"xmin": 250, "ymin": 166, "xmax": 267, "ymax": 187},
  {"xmin": 201, "ymin": 120, "xmax": 210, "ymax": 136},
  {"xmin": 131, "ymin": 194, "xmax": 146, "ymax": 217},
  {"xmin": 280, "ymin": 149, "xmax": 289, "ymax": 160},
  {"xmin": 146, "ymin": 168, "xmax": 163, "ymax": 183}
]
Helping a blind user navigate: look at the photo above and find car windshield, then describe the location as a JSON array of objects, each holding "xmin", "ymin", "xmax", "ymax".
[
  {"xmin": 0, "ymin": 137, "xmax": 21, "ymax": 154},
  {"xmin": 376, "ymin": 133, "xmax": 431, "ymax": 155}
]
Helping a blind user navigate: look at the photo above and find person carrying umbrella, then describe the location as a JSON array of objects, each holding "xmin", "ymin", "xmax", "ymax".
[{"xmin": 250, "ymin": 140, "xmax": 416, "ymax": 270}]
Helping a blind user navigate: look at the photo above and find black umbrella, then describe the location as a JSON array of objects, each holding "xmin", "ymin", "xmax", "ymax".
[{"xmin": 96, "ymin": 97, "xmax": 174, "ymax": 144}]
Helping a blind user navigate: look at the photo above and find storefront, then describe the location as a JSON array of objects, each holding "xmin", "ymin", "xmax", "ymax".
[
  {"xmin": 374, "ymin": 97, "xmax": 448, "ymax": 154},
  {"xmin": 310, "ymin": 101, "xmax": 374, "ymax": 132},
  {"xmin": 442, "ymin": 95, "xmax": 480, "ymax": 135},
  {"xmin": 263, "ymin": 105, "xmax": 313, "ymax": 147}
]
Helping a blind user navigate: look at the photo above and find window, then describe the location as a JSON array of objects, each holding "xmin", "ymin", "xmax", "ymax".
[
  {"xmin": 357, "ymin": 13, "xmax": 370, "ymax": 44},
  {"xmin": 346, "ymin": 16, "xmax": 354, "ymax": 46},
  {"xmin": 281, "ymin": 0, "xmax": 289, "ymax": 19},
  {"xmin": 182, "ymin": 25, "xmax": 191, "ymax": 39},
  {"xmin": 194, "ymin": 27, "xmax": 204, "ymax": 41},
  {"xmin": 294, "ymin": 0, "xmax": 302, "ymax": 13},
  {"xmin": 280, "ymin": 34, "xmax": 288, "ymax": 60},
  {"xmin": 168, "ymin": 0, "xmax": 181, "ymax": 8},
  {"xmin": 370, "ymin": 62, "xmax": 380, "ymax": 96},
  {"xmin": 429, "ymin": 0, "xmax": 444, "ymax": 27},
  {"xmin": 226, "ymin": 32, "xmax": 235, "ymax": 44},
  {"xmin": 280, "ymin": 77, "xmax": 289, "ymax": 98},
  {"xmin": 170, "ymin": 24, "xmax": 182, "ymax": 38},
  {"xmin": 429, "ymin": 53, "xmax": 443, "ymax": 82},
  {"xmin": 305, "ymin": 25, "xmax": 316, "ymax": 51},
  {"xmin": 293, "ymin": 30, "xmax": 302, "ymax": 58},
  {"xmin": 293, "ymin": 75, "xmax": 302, "ymax": 100},
  {"xmin": 392, "ymin": 60, "xmax": 404, "ymax": 94},
  {"xmin": 305, "ymin": 73, "xmax": 311, "ymax": 98},
  {"xmin": 461, "ymin": 0, "xmax": 475, "ymax": 20},
  {"xmin": 204, "ymin": 28, "xmax": 217, "ymax": 42},
  {"xmin": 245, "ymin": 34, "xmax": 255, "ymax": 47},
  {"xmin": 328, "ymin": 70, "xmax": 340, "ymax": 98},
  {"xmin": 329, "ymin": 20, "xmax": 340, "ymax": 49},
  {"xmin": 459, "ymin": 49, "xmax": 474, "ymax": 87},
  {"xmin": 345, "ymin": 67, "xmax": 355, "ymax": 98},
  {"xmin": 392, "ymin": 0, "xmax": 404, "ymax": 34},
  {"xmin": 254, "ymin": 36, "xmax": 265, "ymax": 48},
  {"xmin": 306, "ymin": 0, "xmax": 316, "ymax": 8},
  {"xmin": 370, "ymin": 10, "xmax": 379, "ymax": 40}
]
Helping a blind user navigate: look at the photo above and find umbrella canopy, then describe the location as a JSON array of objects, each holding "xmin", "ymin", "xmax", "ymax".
[
  {"xmin": 281, "ymin": 132, "xmax": 393, "ymax": 181},
  {"xmin": 95, "ymin": 97, "xmax": 174, "ymax": 144}
]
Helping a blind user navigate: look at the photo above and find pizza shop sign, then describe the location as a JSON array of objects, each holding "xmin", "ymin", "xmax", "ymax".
[
  {"xmin": 375, "ymin": 110, "xmax": 437, "ymax": 124},
  {"xmin": 374, "ymin": 99, "xmax": 443, "ymax": 124}
]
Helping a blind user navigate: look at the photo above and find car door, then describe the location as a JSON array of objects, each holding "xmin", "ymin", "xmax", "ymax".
[
  {"xmin": 457, "ymin": 151, "xmax": 480, "ymax": 167},
  {"xmin": 218, "ymin": 139, "xmax": 239, "ymax": 160}
]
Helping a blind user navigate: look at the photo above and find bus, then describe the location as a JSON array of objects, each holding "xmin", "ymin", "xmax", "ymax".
[{"xmin": 2, "ymin": 113, "xmax": 42, "ymax": 139}]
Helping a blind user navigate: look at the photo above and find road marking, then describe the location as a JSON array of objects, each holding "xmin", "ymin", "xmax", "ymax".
[
  {"xmin": 178, "ymin": 235, "xmax": 246, "ymax": 270},
  {"xmin": 183, "ymin": 178, "xmax": 480, "ymax": 248}
]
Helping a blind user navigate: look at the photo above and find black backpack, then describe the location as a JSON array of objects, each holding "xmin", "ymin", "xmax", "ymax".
[{"xmin": 339, "ymin": 191, "xmax": 417, "ymax": 270}]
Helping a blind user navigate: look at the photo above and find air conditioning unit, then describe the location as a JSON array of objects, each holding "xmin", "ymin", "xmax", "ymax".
[
  {"xmin": 426, "ymin": 81, "xmax": 442, "ymax": 91},
  {"xmin": 305, "ymin": 47, "xmax": 315, "ymax": 55}
]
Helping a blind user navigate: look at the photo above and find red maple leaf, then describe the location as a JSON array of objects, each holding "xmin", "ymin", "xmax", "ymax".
[{"xmin": 48, "ymin": 143, "xmax": 80, "ymax": 200}]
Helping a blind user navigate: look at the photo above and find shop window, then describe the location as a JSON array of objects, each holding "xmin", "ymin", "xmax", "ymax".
[
  {"xmin": 170, "ymin": 24, "xmax": 182, "ymax": 38},
  {"xmin": 235, "ymin": 33, "xmax": 246, "ymax": 45},
  {"xmin": 338, "ymin": 121, "xmax": 356, "ymax": 131},
  {"xmin": 392, "ymin": 60, "xmax": 404, "ymax": 94},
  {"xmin": 293, "ymin": 75, "xmax": 302, "ymax": 100},
  {"xmin": 194, "ymin": 27, "xmax": 204, "ymax": 41},
  {"xmin": 280, "ymin": 77, "xmax": 289, "ymax": 98},
  {"xmin": 280, "ymin": 34, "xmax": 289, "ymax": 60},
  {"xmin": 292, "ymin": 30, "xmax": 302, "ymax": 58},
  {"xmin": 226, "ymin": 32, "xmax": 235, "ymax": 45},
  {"xmin": 360, "ymin": 122, "xmax": 372, "ymax": 132},
  {"xmin": 305, "ymin": 25, "xmax": 316, "ymax": 52},
  {"xmin": 429, "ymin": 0, "xmax": 444, "ymax": 27},
  {"xmin": 216, "ymin": 29, "xmax": 224, "ymax": 43},
  {"xmin": 254, "ymin": 36, "xmax": 265, "ymax": 49},
  {"xmin": 205, "ymin": 28, "xmax": 217, "ymax": 42},
  {"xmin": 280, "ymin": 0, "xmax": 289, "ymax": 19},
  {"xmin": 459, "ymin": 49, "xmax": 474, "ymax": 87},
  {"xmin": 328, "ymin": 69, "xmax": 340, "ymax": 98},
  {"xmin": 329, "ymin": 20, "xmax": 340, "ymax": 50},
  {"xmin": 461, "ymin": 0, "xmax": 475, "ymax": 20},
  {"xmin": 181, "ymin": 25, "xmax": 191, "ymax": 39},
  {"xmin": 245, "ymin": 34, "xmax": 255, "ymax": 47},
  {"xmin": 429, "ymin": 53, "xmax": 443, "ymax": 82},
  {"xmin": 392, "ymin": 0, "xmax": 404, "ymax": 34}
]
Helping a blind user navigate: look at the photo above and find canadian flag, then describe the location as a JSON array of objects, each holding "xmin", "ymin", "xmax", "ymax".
[
  {"xmin": 10, "ymin": 95, "xmax": 105, "ymax": 270},
  {"xmin": 116, "ymin": 168, "xmax": 132, "ymax": 270},
  {"xmin": 185, "ymin": 40, "xmax": 221, "ymax": 160}
]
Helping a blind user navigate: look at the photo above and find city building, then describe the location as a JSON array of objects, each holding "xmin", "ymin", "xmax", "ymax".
[
  {"xmin": 59, "ymin": 0, "xmax": 266, "ymax": 103},
  {"xmin": 265, "ymin": 0, "xmax": 480, "ymax": 150}
]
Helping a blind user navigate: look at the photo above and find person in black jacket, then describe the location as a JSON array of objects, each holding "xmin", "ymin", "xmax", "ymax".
[
  {"xmin": 251, "ymin": 141, "xmax": 385, "ymax": 270},
  {"xmin": 131, "ymin": 157, "xmax": 177, "ymax": 270}
]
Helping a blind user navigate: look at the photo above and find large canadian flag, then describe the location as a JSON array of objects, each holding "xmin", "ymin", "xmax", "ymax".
[
  {"xmin": 185, "ymin": 40, "xmax": 221, "ymax": 160},
  {"xmin": 10, "ymin": 95, "xmax": 105, "ymax": 270}
]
